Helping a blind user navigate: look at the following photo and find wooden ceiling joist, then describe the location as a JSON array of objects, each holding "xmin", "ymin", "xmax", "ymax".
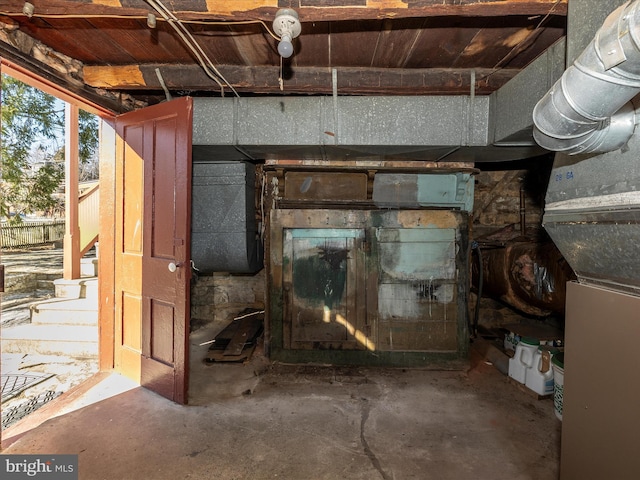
[
  {"xmin": 0, "ymin": 0, "xmax": 568, "ymax": 22},
  {"xmin": 83, "ymin": 64, "xmax": 518, "ymax": 95}
]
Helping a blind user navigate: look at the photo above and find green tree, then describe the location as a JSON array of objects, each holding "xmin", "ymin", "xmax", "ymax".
[{"xmin": 1, "ymin": 74, "xmax": 99, "ymax": 223}]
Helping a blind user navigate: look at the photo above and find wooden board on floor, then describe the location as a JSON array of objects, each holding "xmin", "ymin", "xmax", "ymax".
[
  {"xmin": 205, "ymin": 312, "xmax": 264, "ymax": 363},
  {"xmin": 224, "ymin": 317, "xmax": 263, "ymax": 356}
]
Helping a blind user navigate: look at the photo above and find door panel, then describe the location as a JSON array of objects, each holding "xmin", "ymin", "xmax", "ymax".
[
  {"xmin": 114, "ymin": 124, "xmax": 144, "ymax": 382},
  {"xmin": 114, "ymin": 97, "xmax": 192, "ymax": 404},
  {"xmin": 376, "ymin": 227, "xmax": 458, "ymax": 351},
  {"xmin": 284, "ymin": 228, "xmax": 366, "ymax": 350}
]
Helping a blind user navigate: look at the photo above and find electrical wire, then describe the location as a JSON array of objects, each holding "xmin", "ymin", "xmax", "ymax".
[
  {"xmin": 1, "ymin": 5, "xmax": 285, "ymax": 97},
  {"xmin": 144, "ymin": 0, "xmax": 237, "ymax": 97},
  {"xmin": 155, "ymin": 67, "xmax": 172, "ymax": 101},
  {"xmin": 188, "ymin": 19, "xmax": 280, "ymax": 41},
  {"xmin": 0, "ymin": 11, "xmax": 280, "ymax": 40},
  {"xmin": 474, "ymin": 0, "xmax": 564, "ymax": 86},
  {"xmin": 0, "ymin": 12, "xmax": 148, "ymax": 20}
]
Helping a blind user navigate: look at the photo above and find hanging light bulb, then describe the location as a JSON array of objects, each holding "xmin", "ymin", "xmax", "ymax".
[
  {"xmin": 278, "ymin": 33, "xmax": 294, "ymax": 58},
  {"xmin": 272, "ymin": 9, "xmax": 301, "ymax": 59}
]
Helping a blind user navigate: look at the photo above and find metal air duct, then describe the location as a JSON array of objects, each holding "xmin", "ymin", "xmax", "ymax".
[{"xmin": 533, "ymin": 1, "xmax": 640, "ymax": 155}]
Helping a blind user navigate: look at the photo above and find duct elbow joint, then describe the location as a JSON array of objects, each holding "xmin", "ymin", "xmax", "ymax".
[
  {"xmin": 533, "ymin": 101, "xmax": 636, "ymax": 155},
  {"xmin": 532, "ymin": 0, "xmax": 640, "ymax": 155}
]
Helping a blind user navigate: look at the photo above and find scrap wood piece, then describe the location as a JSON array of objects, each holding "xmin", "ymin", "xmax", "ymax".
[
  {"xmin": 224, "ymin": 316, "xmax": 264, "ymax": 356},
  {"xmin": 205, "ymin": 310, "xmax": 264, "ymax": 363},
  {"xmin": 209, "ymin": 318, "xmax": 241, "ymax": 351},
  {"xmin": 209, "ymin": 345, "xmax": 258, "ymax": 364}
]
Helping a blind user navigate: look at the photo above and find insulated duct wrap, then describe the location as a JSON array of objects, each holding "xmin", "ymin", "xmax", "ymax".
[
  {"xmin": 191, "ymin": 161, "xmax": 263, "ymax": 274},
  {"xmin": 533, "ymin": 1, "xmax": 640, "ymax": 155}
]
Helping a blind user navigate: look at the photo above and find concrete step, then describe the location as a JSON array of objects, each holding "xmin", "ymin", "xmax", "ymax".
[
  {"xmin": 4, "ymin": 272, "xmax": 61, "ymax": 295},
  {"xmin": 30, "ymin": 298, "xmax": 98, "ymax": 326},
  {"xmin": 54, "ymin": 277, "xmax": 98, "ymax": 300},
  {"xmin": 81, "ymin": 257, "xmax": 98, "ymax": 278},
  {"xmin": 83, "ymin": 278, "xmax": 98, "ymax": 301},
  {"xmin": 1, "ymin": 324, "xmax": 98, "ymax": 357},
  {"xmin": 37, "ymin": 272, "xmax": 63, "ymax": 281},
  {"xmin": 36, "ymin": 279, "xmax": 56, "ymax": 291},
  {"xmin": 3, "ymin": 273, "xmax": 38, "ymax": 294}
]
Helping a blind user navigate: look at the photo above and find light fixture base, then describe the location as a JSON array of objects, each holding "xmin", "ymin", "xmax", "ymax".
[
  {"xmin": 23, "ymin": 2, "xmax": 34, "ymax": 18},
  {"xmin": 272, "ymin": 9, "xmax": 301, "ymax": 40}
]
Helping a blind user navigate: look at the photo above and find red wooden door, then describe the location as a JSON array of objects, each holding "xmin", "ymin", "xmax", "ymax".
[{"xmin": 114, "ymin": 97, "xmax": 192, "ymax": 404}]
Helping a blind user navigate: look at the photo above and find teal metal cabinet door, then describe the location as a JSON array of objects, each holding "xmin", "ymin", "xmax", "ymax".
[
  {"xmin": 376, "ymin": 227, "xmax": 459, "ymax": 351},
  {"xmin": 283, "ymin": 228, "xmax": 368, "ymax": 350}
]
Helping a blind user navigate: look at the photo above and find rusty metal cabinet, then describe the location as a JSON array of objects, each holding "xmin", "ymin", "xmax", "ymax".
[{"xmin": 269, "ymin": 208, "xmax": 470, "ymax": 366}]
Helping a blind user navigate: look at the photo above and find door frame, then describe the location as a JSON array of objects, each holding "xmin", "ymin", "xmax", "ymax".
[
  {"xmin": 0, "ymin": 60, "xmax": 194, "ymax": 399},
  {"xmin": 0, "ymin": 58, "xmax": 118, "ymax": 372}
]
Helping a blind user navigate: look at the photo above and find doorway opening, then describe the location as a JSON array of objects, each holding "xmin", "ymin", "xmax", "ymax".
[{"xmin": 1, "ymin": 70, "xmax": 101, "ymax": 432}]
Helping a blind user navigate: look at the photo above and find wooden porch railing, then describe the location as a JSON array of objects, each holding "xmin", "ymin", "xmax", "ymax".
[{"xmin": 79, "ymin": 182, "xmax": 99, "ymax": 256}]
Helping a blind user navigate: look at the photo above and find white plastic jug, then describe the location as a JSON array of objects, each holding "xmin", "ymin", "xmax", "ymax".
[
  {"xmin": 508, "ymin": 336, "xmax": 540, "ymax": 384},
  {"xmin": 525, "ymin": 346, "xmax": 556, "ymax": 395}
]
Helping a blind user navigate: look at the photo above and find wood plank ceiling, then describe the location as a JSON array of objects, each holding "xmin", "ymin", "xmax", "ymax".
[{"xmin": 0, "ymin": 1, "xmax": 566, "ymax": 106}]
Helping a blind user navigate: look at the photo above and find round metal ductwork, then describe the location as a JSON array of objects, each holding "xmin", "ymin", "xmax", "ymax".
[{"xmin": 533, "ymin": 1, "xmax": 640, "ymax": 155}]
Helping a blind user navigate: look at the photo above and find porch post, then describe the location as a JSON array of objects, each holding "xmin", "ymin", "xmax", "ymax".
[{"xmin": 64, "ymin": 103, "xmax": 80, "ymax": 279}]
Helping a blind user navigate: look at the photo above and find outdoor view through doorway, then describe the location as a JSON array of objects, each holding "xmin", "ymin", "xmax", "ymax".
[{"xmin": 1, "ymin": 71, "xmax": 101, "ymax": 432}]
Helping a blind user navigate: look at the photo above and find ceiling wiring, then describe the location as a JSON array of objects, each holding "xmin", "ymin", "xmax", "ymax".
[
  {"xmin": 475, "ymin": 0, "xmax": 563, "ymax": 87},
  {"xmin": 144, "ymin": 0, "xmax": 238, "ymax": 97},
  {"xmin": 0, "ymin": 5, "xmax": 286, "ymax": 97},
  {"xmin": 0, "ymin": 11, "xmax": 281, "ymax": 41},
  {"xmin": 188, "ymin": 19, "xmax": 280, "ymax": 41}
]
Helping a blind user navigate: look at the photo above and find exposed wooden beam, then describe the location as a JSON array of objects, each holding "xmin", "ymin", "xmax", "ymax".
[
  {"xmin": 84, "ymin": 64, "xmax": 517, "ymax": 95},
  {"xmin": 0, "ymin": 1, "xmax": 567, "ymax": 22},
  {"xmin": 0, "ymin": 41, "xmax": 130, "ymax": 114}
]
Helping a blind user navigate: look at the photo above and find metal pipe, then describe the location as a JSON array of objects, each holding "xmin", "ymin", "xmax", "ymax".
[
  {"xmin": 472, "ymin": 241, "xmax": 483, "ymax": 338},
  {"xmin": 519, "ymin": 187, "xmax": 526, "ymax": 236},
  {"xmin": 473, "ymin": 241, "xmax": 575, "ymax": 317},
  {"xmin": 533, "ymin": 1, "xmax": 640, "ymax": 155}
]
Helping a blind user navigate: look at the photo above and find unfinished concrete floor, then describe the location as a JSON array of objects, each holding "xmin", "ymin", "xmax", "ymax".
[{"xmin": 1, "ymin": 335, "xmax": 561, "ymax": 480}]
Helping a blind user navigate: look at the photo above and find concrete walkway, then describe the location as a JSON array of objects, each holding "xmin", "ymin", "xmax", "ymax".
[
  {"xmin": 1, "ymin": 344, "xmax": 561, "ymax": 480},
  {"xmin": 1, "ymin": 247, "xmax": 63, "ymax": 327},
  {"xmin": 1, "ymin": 247, "xmax": 98, "ymax": 430},
  {"xmin": 0, "ymin": 247, "xmax": 64, "ymax": 274}
]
